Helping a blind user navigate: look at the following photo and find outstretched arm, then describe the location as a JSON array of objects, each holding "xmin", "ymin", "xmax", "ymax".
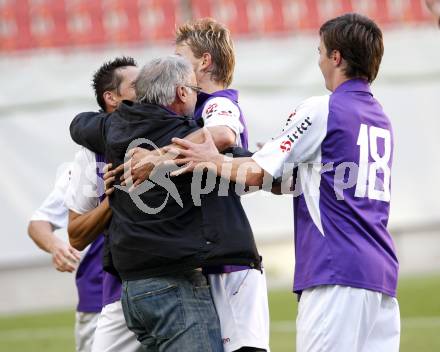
[
  {"xmin": 169, "ymin": 96, "xmax": 330, "ymax": 188},
  {"xmin": 107, "ymin": 125, "xmax": 238, "ymax": 190},
  {"xmin": 167, "ymin": 128, "xmax": 267, "ymax": 186},
  {"xmin": 105, "ymin": 95, "xmax": 245, "ymax": 188}
]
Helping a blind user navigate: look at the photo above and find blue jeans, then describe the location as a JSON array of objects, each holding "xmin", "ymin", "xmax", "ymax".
[{"xmin": 121, "ymin": 270, "xmax": 223, "ymax": 352}]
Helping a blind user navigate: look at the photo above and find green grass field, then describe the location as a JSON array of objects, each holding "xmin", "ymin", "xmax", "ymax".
[{"xmin": 0, "ymin": 275, "xmax": 439, "ymax": 351}]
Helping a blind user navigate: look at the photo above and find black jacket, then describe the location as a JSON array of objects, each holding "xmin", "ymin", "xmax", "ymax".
[{"xmin": 70, "ymin": 101, "xmax": 260, "ymax": 281}]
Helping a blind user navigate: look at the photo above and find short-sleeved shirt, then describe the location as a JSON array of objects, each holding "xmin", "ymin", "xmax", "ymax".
[
  {"xmin": 195, "ymin": 89, "xmax": 247, "ymax": 148},
  {"xmin": 253, "ymin": 79, "xmax": 398, "ymax": 297},
  {"xmin": 31, "ymin": 162, "xmax": 103, "ymax": 312},
  {"xmin": 30, "ymin": 167, "xmax": 70, "ymax": 229},
  {"xmin": 195, "ymin": 89, "xmax": 251, "ymax": 274},
  {"xmin": 65, "ymin": 147, "xmax": 106, "ymax": 312},
  {"xmin": 65, "ymin": 147, "xmax": 121, "ymax": 307}
]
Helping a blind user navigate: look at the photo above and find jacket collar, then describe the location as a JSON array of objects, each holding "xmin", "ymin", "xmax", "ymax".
[{"xmin": 117, "ymin": 100, "xmax": 190, "ymax": 122}]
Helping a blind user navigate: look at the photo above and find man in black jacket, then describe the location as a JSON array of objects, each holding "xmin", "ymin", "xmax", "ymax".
[{"xmin": 69, "ymin": 55, "xmax": 261, "ymax": 352}]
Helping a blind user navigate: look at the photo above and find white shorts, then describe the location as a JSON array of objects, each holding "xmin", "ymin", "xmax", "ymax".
[
  {"xmin": 296, "ymin": 285, "xmax": 400, "ymax": 352},
  {"xmin": 208, "ymin": 269, "xmax": 270, "ymax": 352},
  {"xmin": 75, "ymin": 312, "xmax": 99, "ymax": 352},
  {"xmin": 91, "ymin": 300, "xmax": 143, "ymax": 352}
]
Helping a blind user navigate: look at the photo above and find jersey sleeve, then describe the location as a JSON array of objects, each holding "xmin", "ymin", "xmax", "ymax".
[
  {"xmin": 64, "ymin": 147, "xmax": 99, "ymax": 215},
  {"xmin": 30, "ymin": 167, "xmax": 70, "ymax": 229},
  {"xmin": 252, "ymin": 95, "xmax": 330, "ymax": 179},
  {"xmin": 201, "ymin": 97, "xmax": 244, "ymax": 147}
]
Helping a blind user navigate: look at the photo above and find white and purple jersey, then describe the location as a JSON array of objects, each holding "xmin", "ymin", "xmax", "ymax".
[
  {"xmin": 75, "ymin": 237, "xmax": 104, "ymax": 312},
  {"xmin": 195, "ymin": 89, "xmax": 248, "ymax": 149},
  {"xmin": 32, "ymin": 165, "xmax": 104, "ymax": 313},
  {"xmin": 194, "ymin": 89, "xmax": 250, "ymax": 274},
  {"xmin": 65, "ymin": 148, "xmax": 117, "ymax": 310},
  {"xmin": 253, "ymin": 79, "xmax": 398, "ymax": 297}
]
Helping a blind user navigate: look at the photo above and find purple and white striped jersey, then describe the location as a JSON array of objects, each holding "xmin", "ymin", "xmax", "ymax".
[{"xmin": 253, "ymin": 79, "xmax": 398, "ymax": 297}]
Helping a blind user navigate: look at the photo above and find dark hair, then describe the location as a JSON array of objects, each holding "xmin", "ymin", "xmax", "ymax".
[
  {"xmin": 92, "ymin": 56, "xmax": 137, "ymax": 111},
  {"xmin": 319, "ymin": 13, "xmax": 384, "ymax": 83}
]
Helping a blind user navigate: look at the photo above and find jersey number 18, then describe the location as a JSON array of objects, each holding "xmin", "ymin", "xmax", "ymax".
[{"xmin": 355, "ymin": 123, "xmax": 391, "ymax": 202}]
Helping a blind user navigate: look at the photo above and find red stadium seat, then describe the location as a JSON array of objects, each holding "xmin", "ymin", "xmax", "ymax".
[
  {"xmin": 65, "ymin": 0, "xmax": 105, "ymax": 47},
  {"xmin": 0, "ymin": 0, "xmax": 32, "ymax": 51},
  {"xmin": 0, "ymin": 0, "xmax": 435, "ymax": 52},
  {"xmin": 102, "ymin": 0, "xmax": 141, "ymax": 45},
  {"xmin": 138, "ymin": 0, "xmax": 179, "ymax": 42}
]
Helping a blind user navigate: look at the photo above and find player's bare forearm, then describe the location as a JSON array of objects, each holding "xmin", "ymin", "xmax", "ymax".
[
  {"xmin": 209, "ymin": 155, "xmax": 265, "ymax": 187},
  {"xmin": 28, "ymin": 220, "xmax": 58, "ymax": 254},
  {"xmin": 178, "ymin": 126, "xmax": 235, "ymax": 152},
  {"xmin": 28, "ymin": 220, "xmax": 81, "ymax": 272},
  {"xmin": 68, "ymin": 198, "xmax": 112, "ymax": 251},
  {"xmin": 155, "ymin": 126, "xmax": 235, "ymax": 162},
  {"xmin": 156, "ymin": 126, "xmax": 235, "ymax": 160},
  {"xmin": 168, "ymin": 128, "xmax": 267, "ymax": 187},
  {"xmin": 119, "ymin": 126, "xmax": 236, "ymax": 188},
  {"xmin": 149, "ymin": 126, "xmax": 236, "ymax": 159}
]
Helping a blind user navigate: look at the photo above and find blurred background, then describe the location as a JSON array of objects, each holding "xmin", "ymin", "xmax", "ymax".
[{"xmin": 0, "ymin": 0, "xmax": 439, "ymax": 351}]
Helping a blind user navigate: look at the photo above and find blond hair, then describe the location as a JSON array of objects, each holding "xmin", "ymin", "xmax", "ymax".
[{"xmin": 176, "ymin": 18, "xmax": 235, "ymax": 87}]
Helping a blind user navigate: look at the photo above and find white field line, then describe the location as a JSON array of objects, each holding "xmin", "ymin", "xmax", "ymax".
[{"xmin": 0, "ymin": 317, "xmax": 439, "ymax": 340}]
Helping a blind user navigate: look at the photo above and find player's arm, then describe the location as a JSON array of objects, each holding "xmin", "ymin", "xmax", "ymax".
[
  {"xmin": 167, "ymin": 131, "xmax": 266, "ymax": 186},
  {"xmin": 192, "ymin": 96, "xmax": 243, "ymax": 151},
  {"xmin": 102, "ymin": 145, "xmax": 255, "ymax": 195},
  {"xmin": 169, "ymin": 96, "xmax": 330, "ymax": 188},
  {"xmin": 114, "ymin": 127, "xmax": 231, "ymax": 189},
  {"xmin": 115, "ymin": 97, "xmax": 241, "ymax": 188},
  {"xmin": 65, "ymin": 148, "xmax": 109, "ymax": 250},
  {"xmin": 28, "ymin": 168, "xmax": 80, "ymax": 272},
  {"xmin": 68, "ymin": 198, "xmax": 112, "ymax": 251},
  {"xmin": 70, "ymin": 111, "xmax": 108, "ymax": 154},
  {"xmin": 185, "ymin": 96, "xmax": 242, "ymax": 152},
  {"xmin": 28, "ymin": 220, "xmax": 59, "ymax": 253},
  {"xmin": 28, "ymin": 220, "xmax": 80, "ymax": 272},
  {"xmin": 196, "ymin": 127, "xmax": 234, "ymax": 149}
]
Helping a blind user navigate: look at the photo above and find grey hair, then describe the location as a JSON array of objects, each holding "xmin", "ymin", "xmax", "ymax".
[{"xmin": 135, "ymin": 55, "xmax": 193, "ymax": 106}]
